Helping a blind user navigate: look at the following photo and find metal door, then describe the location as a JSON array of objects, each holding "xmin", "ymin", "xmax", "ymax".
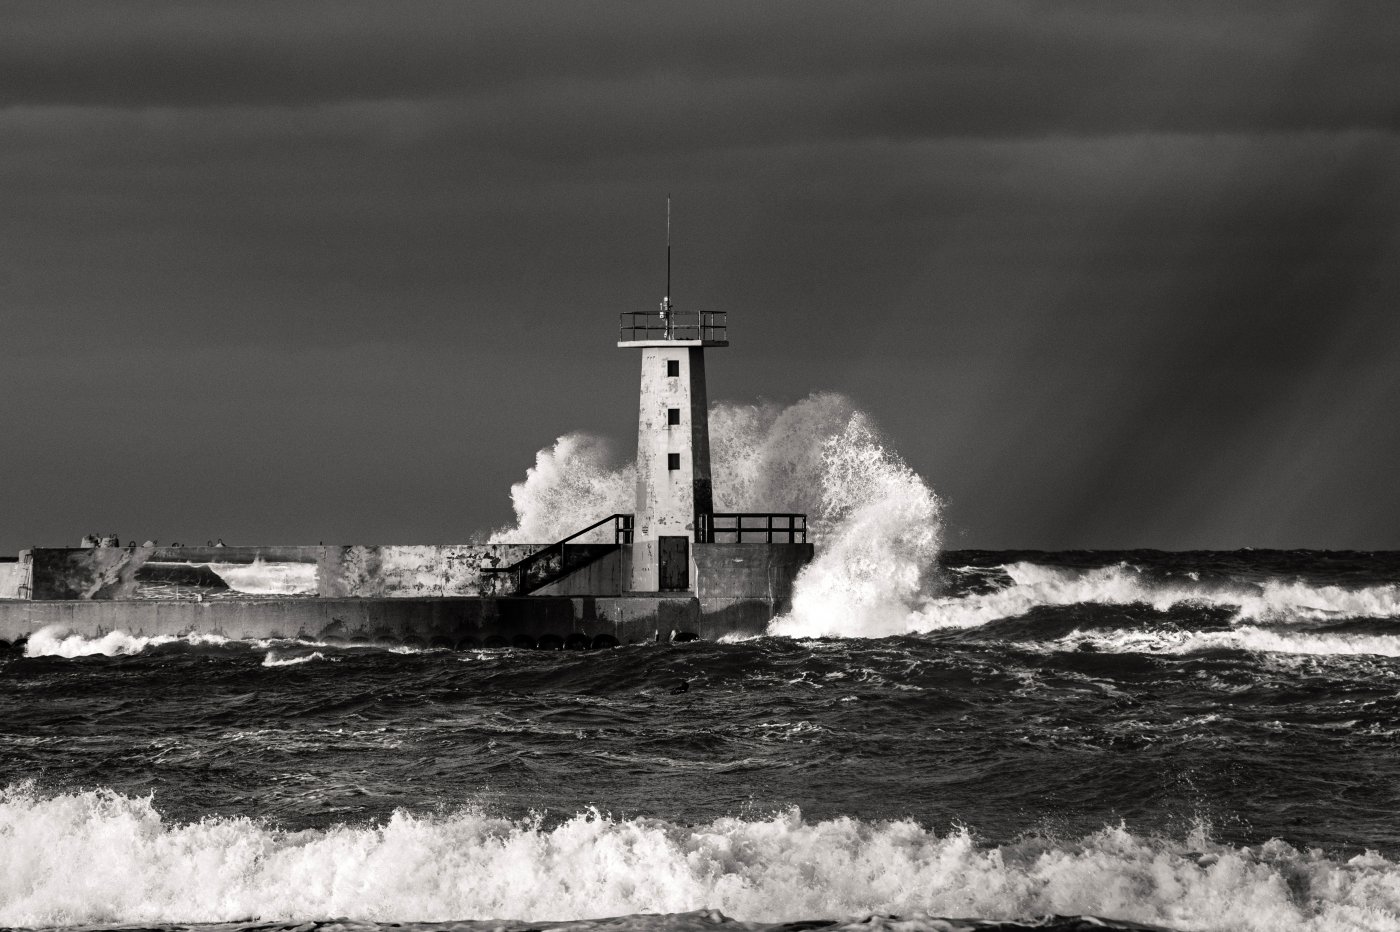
[{"xmin": 658, "ymin": 536, "xmax": 689, "ymax": 591}]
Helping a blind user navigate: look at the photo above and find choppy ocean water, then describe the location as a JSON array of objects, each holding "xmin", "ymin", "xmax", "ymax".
[{"xmin": 4, "ymin": 549, "xmax": 1400, "ymax": 932}]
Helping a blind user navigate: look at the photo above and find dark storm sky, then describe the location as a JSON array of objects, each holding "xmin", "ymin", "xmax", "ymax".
[{"xmin": 3, "ymin": 1, "xmax": 1399, "ymax": 552}]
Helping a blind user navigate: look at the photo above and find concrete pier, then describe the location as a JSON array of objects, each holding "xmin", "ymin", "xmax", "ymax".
[
  {"xmin": 0, "ymin": 593, "xmax": 791, "ymax": 651},
  {"xmin": 0, "ymin": 541, "xmax": 812, "ymax": 649}
]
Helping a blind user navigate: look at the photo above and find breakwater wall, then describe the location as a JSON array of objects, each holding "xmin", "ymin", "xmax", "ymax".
[
  {"xmin": 22, "ymin": 544, "xmax": 542, "ymax": 601},
  {"xmin": 17, "ymin": 542, "xmax": 809, "ymax": 603},
  {"xmin": 0, "ymin": 594, "xmax": 785, "ymax": 650},
  {"xmin": 0, "ymin": 543, "xmax": 812, "ymax": 647}
]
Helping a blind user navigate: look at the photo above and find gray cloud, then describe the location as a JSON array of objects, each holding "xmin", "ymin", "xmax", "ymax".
[
  {"xmin": 2, "ymin": 2, "xmax": 1396, "ymax": 135},
  {"xmin": 2, "ymin": 2, "xmax": 1399, "ymax": 551}
]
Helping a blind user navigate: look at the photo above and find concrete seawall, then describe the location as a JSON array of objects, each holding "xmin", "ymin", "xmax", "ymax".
[
  {"xmin": 20, "ymin": 542, "xmax": 811, "ymax": 604},
  {"xmin": 0, "ymin": 542, "xmax": 812, "ymax": 649},
  {"xmin": 23, "ymin": 544, "xmax": 540, "ymax": 601},
  {"xmin": 0, "ymin": 595, "xmax": 785, "ymax": 650}
]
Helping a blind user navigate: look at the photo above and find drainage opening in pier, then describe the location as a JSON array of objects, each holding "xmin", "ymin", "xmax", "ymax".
[{"xmin": 537, "ymin": 634, "xmax": 565, "ymax": 651}]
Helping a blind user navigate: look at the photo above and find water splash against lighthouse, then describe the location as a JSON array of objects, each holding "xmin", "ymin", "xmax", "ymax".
[
  {"xmin": 487, "ymin": 434, "xmax": 634, "ymax": 544},
  {"xmin": 488, "ymin": 392, "xmax": 945, "ymax": 636},
  {"xmin": 767, "ymin": 412, "xmax": 943, "ymax": 638}
]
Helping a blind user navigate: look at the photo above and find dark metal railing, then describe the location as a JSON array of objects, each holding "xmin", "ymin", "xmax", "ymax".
[
  {"xmin": 699, "ymin": 513, "xmax": 807, "ymax": 544},
  {"xmin": 619, "ymin": 310, "xmax": 727, "ymax": 343},
  {"xmin": 481, "ymin": 513, "xmax": 633, "ymax": 595}
]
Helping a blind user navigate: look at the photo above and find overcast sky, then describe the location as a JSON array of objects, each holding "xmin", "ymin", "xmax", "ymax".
[{"xmin": 3, "ymin": 1, "xmax": 1398, "ymax": 552}]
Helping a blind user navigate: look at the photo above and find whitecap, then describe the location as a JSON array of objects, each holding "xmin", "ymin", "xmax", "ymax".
[
  {"xmin": 0, "ymin": 786, "xmax": 1396, "ymax": 931},
  {"xmin": 23, "ymin": 625, "xmax": 234, "ymax": 658}
]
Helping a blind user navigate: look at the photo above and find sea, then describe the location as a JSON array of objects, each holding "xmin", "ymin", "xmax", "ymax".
[{"xmin": 4, "ymin": 397, "xmax": 1400, "ymax": 932}]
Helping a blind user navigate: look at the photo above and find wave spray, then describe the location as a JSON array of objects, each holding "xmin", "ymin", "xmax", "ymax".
[{"xmin": 490, "ymin": 393, "xmax": 945, "ymax": 636}]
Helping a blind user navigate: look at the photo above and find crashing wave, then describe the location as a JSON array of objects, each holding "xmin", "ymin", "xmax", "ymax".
[
  {"xmin": 23, "ymin": 626, "xmax": 236, "ymax": 658},
  {"xmin": 22, "ymin": 626, "xmax": 429, "ymax": 660},
  {"xmin": 485, "ymin": 393, "xmax": 946, "ymax": 636},
  {"xmin": 199, "ymin": 558, "xmax": 319, "ymax": 595},
  {"xmin": 0, "ymin": 786, "xmax": 1394, "ymax": 931},
  {"xmin": 487, "ymin": 433, "xmax": 634, "ymax": 544},
  {"xmin": 261, "ymin": 650, "xmax": 331, "ymax": 667},
  {"xmin": 769, "ymin": 412, "xmax": 942, "ymax": 638},
  {"xmin": 478, "ymin": 393, "xmax": 1400, "ymax": 647},
  {"xmin": 908, "ymin": 562, "xmax": 1400, "ymax": 645}
]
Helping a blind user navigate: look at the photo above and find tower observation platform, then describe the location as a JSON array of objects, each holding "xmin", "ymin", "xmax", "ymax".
[{"xmin": 618, "ymin": 310, "xmax": 728, "ymax": 346}]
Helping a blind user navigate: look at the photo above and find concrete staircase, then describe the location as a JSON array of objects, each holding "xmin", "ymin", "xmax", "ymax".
[{"xmin": 481, "ymin": 514, "xmax": 633, "ymax": 596}]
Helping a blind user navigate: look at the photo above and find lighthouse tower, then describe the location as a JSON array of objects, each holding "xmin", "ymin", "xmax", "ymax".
[{"xmin": 618, "ymin": 216, "xmax": 727, "ymax": 592}]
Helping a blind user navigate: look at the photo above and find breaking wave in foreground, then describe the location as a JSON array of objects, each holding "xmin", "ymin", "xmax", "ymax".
[{"xmin": 2, "ymin": 785, "xmax": 1398, "ymax": 932}]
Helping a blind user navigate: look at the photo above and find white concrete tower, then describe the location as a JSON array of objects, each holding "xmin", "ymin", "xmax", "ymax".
[{"xmin": 618, "ymin": 295, "xmax": 727, "ymax": 592}]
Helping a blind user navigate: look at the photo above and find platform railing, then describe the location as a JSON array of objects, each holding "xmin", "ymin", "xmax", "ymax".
[
  {"xmin": 619, "ymin": 310, "xmax": 727, "ymax": 343},
  {"xmin": 700, "ymin": 513, "xmax": 807, "ymax": 544}
]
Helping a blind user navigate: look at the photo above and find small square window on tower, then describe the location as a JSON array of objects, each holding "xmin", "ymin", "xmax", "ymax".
[
  {"xmin": 666, "ymin": 359, "xmax": 680, "ymax": 377},
  {"xmin": 667, "ymin": 408, "xmax": 681, "ymax": 426},
  {"xmin": 667, "ymin": 453, "xmax": 681, "ymax": 470}
]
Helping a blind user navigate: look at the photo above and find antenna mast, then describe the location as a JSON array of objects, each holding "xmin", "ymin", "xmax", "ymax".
[{"xmin": 662, "ymin": 195, "xmax": 672, "ymax": 337}]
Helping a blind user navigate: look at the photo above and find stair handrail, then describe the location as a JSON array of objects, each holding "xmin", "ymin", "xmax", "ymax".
[{"xmin": 480, "ymin": 513, "xmax": 633, "ymax": 591}]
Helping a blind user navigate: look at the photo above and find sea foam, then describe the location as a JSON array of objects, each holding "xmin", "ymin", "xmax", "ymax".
[
  {"xmin": 261, "ymin": 650, "xmax": 331, "ymax": 666},
  {"xmin": 22, "ymin": 627, "xmax": 415, "ymax": 660},
  {"xmin": 908, "ymin": 562, "xmax": 1400, "ymax": 645},
  {"xmin": 23, "ymin": 626, "xmax": 236, "ymax": 658},
  {"xmin": 1059, "ymin": 625, "xmax": 1400, "ymax": 659},
  {"xmin": 0, "ymin": 785, "xmax": 1396, "ymax": 931}
]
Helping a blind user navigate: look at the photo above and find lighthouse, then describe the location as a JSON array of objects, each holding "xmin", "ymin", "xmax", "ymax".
[
  {"xmin": 617, "ymin": 202, "xmax": 727, "ymax": 592},
  {"xmin": 618, "ymin": 297, "xmax": 726, "ymax": 592}
]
